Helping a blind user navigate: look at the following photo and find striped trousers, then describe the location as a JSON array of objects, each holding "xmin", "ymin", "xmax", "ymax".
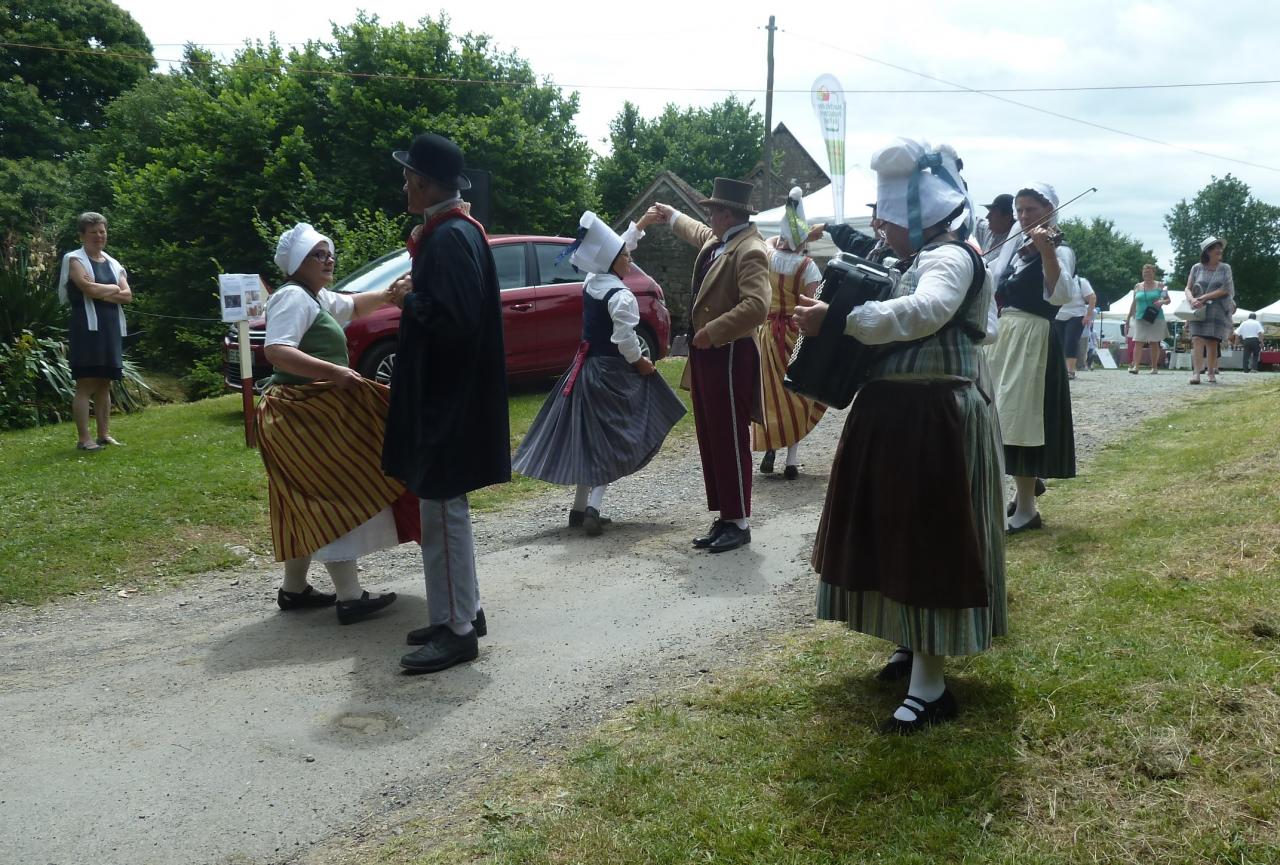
[{"xmin": 689, "ymin": 337, "xmax": 758, "ymax": 521}]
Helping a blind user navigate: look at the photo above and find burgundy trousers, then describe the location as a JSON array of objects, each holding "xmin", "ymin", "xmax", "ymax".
[{"xmin": 688, "ymin": 337, "xmax": 759, "ymax": 520}]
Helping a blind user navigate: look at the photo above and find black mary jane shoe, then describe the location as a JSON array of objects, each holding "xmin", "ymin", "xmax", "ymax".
[
  {"xmin": 692, "ymin": 519, "xmax": 726, "ymax": 548},
  {"xmin": 407, "ymin": 609, "xmax": 487, "ymax": 644},
  {"xmin": 707, "ymin": 523, "xmax": 751, "ymax": 553},
  {"xmin": 569, "ymin": 509, "xmax": 613, "ymax": 529},
  {"xmin": 583, "ymin": 506, "xmax": 605, "ymax": 537},
  {"xmin": 876, "ymin": 647, "xmax": 913, "ymax": 682},
  {"xmin": 400, "ymin": 627, "xmax": 479, "ymax": 674},
  {"xmin": 759, "ymin": 449, "xmax": 776, "ymax": 474},
  {"xmin": 1035, "ymin": 477, "xmax": 1046, "ymax": 497},
  {"xmin": 335, "ymin": 591, "xmax": 397, "ymax": 625},
  {"xmin": 783, "ymin": 464, "xmax": 799, "ymax": 480},
  {"xmin": 1006, "ymin": 512, "xmax": 1043, "ymax": 536},
  {"xmin": 881, "ymin": 689, "xmax": 958, "ymax": 735},
  {"xmin": 277, "ymin": 585, "xmax": 337, "ymax": 611}
]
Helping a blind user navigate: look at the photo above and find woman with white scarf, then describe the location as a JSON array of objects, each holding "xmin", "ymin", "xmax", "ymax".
[
  {"xmin": 57, "ymin": 212, "xmax": 132, "ymax": 451},
  {"xmin": 754, "ymin": 187, "xmax": 826, "ymax": 478},
  {"xmin": 986, "ymin": 185, "xmax": 1078, "ymax": 533},
  {"xmin": 795, "ymin": 138, "xmax": 1005, "ymax": 734},
  {"xmin": 513, "ymin": 211, "xmax": 686, "ymax": 535}
]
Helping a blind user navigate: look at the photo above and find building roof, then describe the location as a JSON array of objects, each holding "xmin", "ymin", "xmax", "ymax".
[{"xmin": 613, "ymin": 170, "xmax": 709, "ymax": 230}]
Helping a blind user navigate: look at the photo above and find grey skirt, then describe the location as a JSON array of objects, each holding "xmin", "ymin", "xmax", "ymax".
[{"xmin": 513, "ymin": 355, "xmax": 686, "ymax": 487}]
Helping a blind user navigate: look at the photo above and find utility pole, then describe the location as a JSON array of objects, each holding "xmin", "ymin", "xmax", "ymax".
[{"xmin": 762, "ymin": 15, "xmax": 776, "ymax": 210}]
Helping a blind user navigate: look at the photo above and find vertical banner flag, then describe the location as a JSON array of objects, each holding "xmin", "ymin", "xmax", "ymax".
[{"xmin": 811, "ymin": 74, "xmax": 846, "ymax": 223}]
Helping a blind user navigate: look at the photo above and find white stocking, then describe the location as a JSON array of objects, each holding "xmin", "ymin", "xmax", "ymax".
[
  {"xmin": 281, "ymin": 557, "xmax": 310, "ymax": 593},
  {"xmin": 323, "ymin": 559, "xmax": 364, "ymax": 602},
  {"xmin": 587, "ymin": 484, "xmax": 607, "ymax": 511},
  {"xmin": 785, "ymin": 443, "xmax": 801, "ymax": 467},
  {"xmin": 894, "ymin": 653, "xmax": 946, "ymax": 722},
  {"xmin": 1010, "ymin": 475, "xmax": 1038, "ymax": 525},
  {"xmin": 572, "ymin": 484, "xmax": 590, "ymax": 512}
]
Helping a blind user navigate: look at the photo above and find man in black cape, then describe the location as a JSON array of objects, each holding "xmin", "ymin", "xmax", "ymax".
[{"xmin": 383, "ymin": 132, "xmax": 510, "ymax": 674}]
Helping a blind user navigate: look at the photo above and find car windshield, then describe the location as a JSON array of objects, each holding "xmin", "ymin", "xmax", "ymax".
[{"xmin": 334, "ymin": 249, "xmax": 410, "ymax": 295}]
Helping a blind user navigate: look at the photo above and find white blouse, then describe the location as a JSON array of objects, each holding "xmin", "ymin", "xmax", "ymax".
[{"xmin": 264, "ymin": 285, "xmax": 355, "ymax": 348}]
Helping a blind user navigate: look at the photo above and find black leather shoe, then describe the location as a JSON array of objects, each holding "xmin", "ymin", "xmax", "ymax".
[
  {"xmin": 568, "ymin": 509, "xmax": 612, "ymax": 529},
  {"xmin": 1035, "ymin": 477, "xmax": 1046, "ymax": 497},
  {"xmin": 881, "ymin": 689, "xmax": 958, "ymax": 735},
  {"xmin": 400, "ymin": 628, "xmax": 479, "ymax": 674},
  {"xmin": 692, "ymin": 519, "xmax": 725, "ymax": 548},
  {"xmin": 1006, "ymin": 501, "xmax": 1016, "ymax": 517},
  {"xmin": 1006, "ymin": 512, "xmax": 1043, "ymax": 535},
  {"xmin": 406, "ymin": 608, "xmax": 487, "ymax": 644},
  {"xmin": 783, "ymin": 464, "xmax": 799, "ymax": 480},
  {"xmin": 583, "ymin": 506, "xmax": 605, "ymax": 537},
  {"xmin": 876, "ymin": 647, "xmax": 913, "ymax": 682},
  {"xmin": 759, "ymin": 449, "xmax": 776, "ymax": 474},
  {"xmin": 707, "ymin": 523, "xmax": 750, "ymax": 553},
  {"xmin": 335, "ymin": 591, "xmax": 397, "ymax": 625},
  {"xmin": 277, "ymin": 585, "xmax": 336, "ymax": 610}
]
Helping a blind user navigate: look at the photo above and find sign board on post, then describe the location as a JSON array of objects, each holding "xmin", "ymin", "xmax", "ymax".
[
  {"xmin": 811, "ymin": 74, "xmax": 846, "ymax": 224},
  {"xmin": 218, "ymin": 274, "xmax": 265, "ymax": 448}
]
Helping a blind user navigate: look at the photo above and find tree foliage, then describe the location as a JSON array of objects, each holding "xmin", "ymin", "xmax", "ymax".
[
  {"xmin": 0, "ymin": 0, "xmax": 154, "ymax": 160},
  {"xmin": 73, "ymin": 14, "xmax": 596, "ymax": 373},
  {"xmin": 1058, "ymin": 217, "xmax": 1161, "ymax": 308},
  {"xmin": 1164, "ymin": 174, "xmax": 1280, "ymax": 310},
  {"xmin": 595, "ymin": 97, "xmax": 765, "ymax": 221}
]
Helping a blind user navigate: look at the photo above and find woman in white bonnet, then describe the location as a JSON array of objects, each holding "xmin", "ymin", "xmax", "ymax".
[
  {"xmin": 795, "ymin": 138, "xmax": 1006, "ymax": 734},
  {"xmin": 986, "ymin": 185, "xmax": 1078, "ymax": 531},
  {"xmin": 255, "ymin": 222, "xmax": 414, "ymax": 624},
  {"xmin": 754, "ymin": 187, "xmax": 826, "ymax": 478}
]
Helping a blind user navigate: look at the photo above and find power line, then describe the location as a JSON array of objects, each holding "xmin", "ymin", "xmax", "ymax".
[
  {"xmin": 5, "ymin": 38, "xmax": 1280, "ymax": 95},
  {"xmin": 782, "ymin": 29, "xmax": 1280, "ymax": 175}
]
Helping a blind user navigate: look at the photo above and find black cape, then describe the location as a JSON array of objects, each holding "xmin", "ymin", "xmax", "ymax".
[{"xmin": 382, "ymin": 216, "xmax": 511, "ymax": 500}]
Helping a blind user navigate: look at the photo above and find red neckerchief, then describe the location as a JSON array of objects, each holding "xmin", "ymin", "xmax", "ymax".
[{"xmin": 405, "ymin": 205, "xmax": 486, "ymax": 257}]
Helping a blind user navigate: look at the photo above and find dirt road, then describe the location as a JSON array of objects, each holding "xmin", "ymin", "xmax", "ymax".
[{"xmin": 1, "ymin": 369, "xmax": 1244, "ymax": 865}]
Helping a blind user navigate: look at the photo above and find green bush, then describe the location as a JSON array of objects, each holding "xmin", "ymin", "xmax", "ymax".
[{"xmin": 180, "ymin": 351, "xmax": 227, "ymax": 401}]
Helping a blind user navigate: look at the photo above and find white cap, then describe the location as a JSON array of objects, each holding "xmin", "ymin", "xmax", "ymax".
[
  {"xmin": 569, "ymin": 211, "xmax": 624, "ymax": 275},
  {"xmin": 871, "ymin": 138, "xmax": 968, "ymax": 233},
  {"xmin": 779, "ymin": 186, "xmax": 809, "ymax": 251},
  {"xmin": 274, "ymin": 223, "xmax": 333, "ymax": 277},
  {"xmin": 1019, "ymin": 182, "xmax": 1060, "ymax": 211}
]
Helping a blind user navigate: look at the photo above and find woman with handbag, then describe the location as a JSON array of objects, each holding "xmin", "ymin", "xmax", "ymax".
[
  {"xmin": 1125, "ymin": 264, "xmax": 1169, "ymax": 374},
  {"xmin": 1184, "ymin": 237, "xmax": 1234, "ymax": 384}
]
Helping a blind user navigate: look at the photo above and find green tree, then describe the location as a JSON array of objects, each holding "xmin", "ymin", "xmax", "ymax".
[
  {"xmin": 74, "ymin": 15, "xmax": 595, "ymax": 377},
  {"xmin": 0, "ymin": 0, "xmax": 154, "ymax": 160},
  {"xmin": 1058, "ymin": 217, "xmax": 1161, "ymax": 308},
  {"xmin": 1164, "ymin": 175, "xmax": 1280, "ymax": 310},
  {"xmin": 595, "ymin": 97, "xmax": 765, "ymax": 221}
]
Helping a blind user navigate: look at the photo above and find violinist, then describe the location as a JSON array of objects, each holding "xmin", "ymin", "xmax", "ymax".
[{"xmin": 985, "ymin": 184, "xmax": 1078, "ymax": 534}]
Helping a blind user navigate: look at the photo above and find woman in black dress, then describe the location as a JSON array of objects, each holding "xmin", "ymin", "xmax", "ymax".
[{"xmin": 57, "ymin": 212, "xmax": 133, "ymax": 451}]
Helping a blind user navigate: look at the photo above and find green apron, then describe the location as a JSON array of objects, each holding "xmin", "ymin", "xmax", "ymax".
[{"xmin": 269, "ymin": 285, "xmax": 349, "ymax": 386}]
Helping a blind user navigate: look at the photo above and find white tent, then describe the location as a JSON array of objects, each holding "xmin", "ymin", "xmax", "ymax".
[
  {"xmin": 1253, "ymin": 298, "xmax": 1280, "ymax": 323},
  {"xmin": 1101, "ymin": 290, "xmax": 1135, "ymax": 321},
  {"xmin": 752, "ymin": 176, "xmax": 877, "ymax": 258},
  {"xmin": 1232, "ymin": 306, "xmax": 1255, "ymax": 324}
]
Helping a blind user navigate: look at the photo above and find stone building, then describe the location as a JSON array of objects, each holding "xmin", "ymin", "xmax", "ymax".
[{"xmin": 742, "ymin": 122, "xmax": 830, "ymax": 213}]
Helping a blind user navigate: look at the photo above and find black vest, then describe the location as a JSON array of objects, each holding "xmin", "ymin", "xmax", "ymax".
[
  {"xmin": 582, "ymin": 286, "xmax": 625, "ymax": 358},
  {"xmin": 996, "ymin": 253, "xmax": 1058, "ymax": 320}
]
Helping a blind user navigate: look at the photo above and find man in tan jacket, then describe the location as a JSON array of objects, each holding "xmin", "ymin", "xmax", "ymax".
[{"xmin": 648, "ymin": 178, "xmax": 770, "ymax": 553}]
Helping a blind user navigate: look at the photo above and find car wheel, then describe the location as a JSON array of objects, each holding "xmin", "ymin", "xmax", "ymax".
[
  {"xmin": 359, "ymin": 342, "xmax": 397, "ymax": 385},
  {"xmin": 636, "ymin": 326, "xmax": 658, "ymax": 361}
]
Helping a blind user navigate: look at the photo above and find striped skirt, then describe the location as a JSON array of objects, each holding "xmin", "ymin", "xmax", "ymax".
[
  {"xmin": 752, "ymin": 314, "xmax": 825, "ymax": 451},
  {"xmin": 513, "ymin": 355, "xmax": 686, "ymax": 487},
  {"xmin": 815, "ymin": 379, "xmax": 1007, "ymax": 656},
  {"xmin": 257, "ymin": 379, "xmax": 420, "ymax": 562}
]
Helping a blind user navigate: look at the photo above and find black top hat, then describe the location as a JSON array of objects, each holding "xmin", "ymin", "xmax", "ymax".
[
  {"xmin": 393, "ymin": 133, "xmax": 472, "ymax": 191},
  {"xmin": 983, "ymin": 193, "xmax": 1014, "ymax": 214},
  {"xmin": 698, "ymin": 177, "xmax": 757, "ymax": 215}
]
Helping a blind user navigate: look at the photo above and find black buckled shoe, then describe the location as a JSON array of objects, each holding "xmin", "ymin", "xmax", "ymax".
[
  {"xmin": 569, "ymin": 509, "xmax": 612, "ymax": 529},
  {"xmin": 400, "ymin": 627, "xmax": 479, "ymax": 674},
  {"xmin": 759, "ymin": 449, "xmax": 776, "ymax": 474},
  {"xmin": 277, "ymin": 585, "xmax": 337, "ymax": 610},
  {"xmin": 783, "ymin": 464, "xmax": 799, "ymax": 480},
  {"xmin": 335, "ymin": 591, "xmax": 397, "ymax": 625},
  {"xmin": 583, "ymin": 506, "xmax": 605, "ymax": 537},
  {"xmin": 881, "ymin": 689, "xmax": 958, "ymax": 735},
  {"xmin": 707, "ymin": 523, "xmax": 751, "ymax": 553},
  {"xmin": 1006, "ymin": 512, "xmax": 1043, "ymax": 536},
  {"xmin": 406, "ymin": 608, "xmax": 487, "ymax": 644},
  {"xmin": 692, "ymin": 519, "xmax": 725, "ymax": 548},
  {"xmin": 876, "ymin": 647, "xmax": 913, "ymax": 682}
]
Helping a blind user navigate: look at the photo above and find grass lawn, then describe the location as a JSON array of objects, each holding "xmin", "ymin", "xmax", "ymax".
[
  {"xmin": 0, "ymin": 359, "xmax": 692, "ymax": 605},
  {"xmin": 366, "ymin": 380, "xmax": 1280, "ymax": 865}
]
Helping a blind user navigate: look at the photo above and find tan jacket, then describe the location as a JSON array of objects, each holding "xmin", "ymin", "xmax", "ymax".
[{"xmin": 672, "ymin": 215, "xmax": 770, "ymax": 414}]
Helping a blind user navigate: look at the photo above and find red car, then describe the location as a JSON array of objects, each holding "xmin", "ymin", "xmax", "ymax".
[{"xmin": 224, "ymin": 235, "xmax": 672, "ymax": 390}]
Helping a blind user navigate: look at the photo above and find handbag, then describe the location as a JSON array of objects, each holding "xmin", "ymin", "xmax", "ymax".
[{"xmin": 1140, "ymin": 305, "xmax": 1159, "ymax": 324}]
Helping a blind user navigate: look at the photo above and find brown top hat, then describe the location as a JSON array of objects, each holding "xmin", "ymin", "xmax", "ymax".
[{"xmin": 698, "ymin": 177, "xmax": 757, "ymax": 215}]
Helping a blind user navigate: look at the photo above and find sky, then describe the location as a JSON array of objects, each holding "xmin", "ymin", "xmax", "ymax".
[{"xmin": 113, "ymin": 0, "xmax": 1280, "ymax": 273}]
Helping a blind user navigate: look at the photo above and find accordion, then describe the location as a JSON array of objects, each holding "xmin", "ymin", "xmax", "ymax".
[{"xmin": 783, "ymin": 253, "xmax": 897, "ymax": 409}]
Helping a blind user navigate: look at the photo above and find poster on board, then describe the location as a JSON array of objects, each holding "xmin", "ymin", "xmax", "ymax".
[{"xmin": 218, "ymin": 273, "xmax": 265, "ymax": 323}]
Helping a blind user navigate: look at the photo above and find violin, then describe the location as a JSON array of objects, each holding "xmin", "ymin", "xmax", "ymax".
[{"xmin": 1016, "ymin": 226, "xmax": 1064, "ymax": 261}]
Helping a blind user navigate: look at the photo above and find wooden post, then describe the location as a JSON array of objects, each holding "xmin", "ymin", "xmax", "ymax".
[
  {"xmin": 762, "ymin": 15, "xmax": 776, "ymax": 209},
  {"xmin": 238, "ymin": 318, "xmax": 256, "ymax": 448}
]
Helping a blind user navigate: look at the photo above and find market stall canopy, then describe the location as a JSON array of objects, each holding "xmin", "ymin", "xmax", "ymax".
[{"xmin": 1255, "ymin": 298, "xmax": 1280, "ymax": 323}]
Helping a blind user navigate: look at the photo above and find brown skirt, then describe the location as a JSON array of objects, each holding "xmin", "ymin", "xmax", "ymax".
[{"xmin": 812, "ymin": 379, "xmax": 989, "ymax": 609}]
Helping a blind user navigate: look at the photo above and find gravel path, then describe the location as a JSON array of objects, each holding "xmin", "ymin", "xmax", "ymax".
[{"xmin": 1, "ymin": 366, "xmax": 1264, "ymax": 865}]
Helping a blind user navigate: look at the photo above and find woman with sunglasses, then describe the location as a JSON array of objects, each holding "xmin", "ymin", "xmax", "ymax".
[{"xmin": 256, "ymin": 223, "xmax": 417, "ymax": 625}]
